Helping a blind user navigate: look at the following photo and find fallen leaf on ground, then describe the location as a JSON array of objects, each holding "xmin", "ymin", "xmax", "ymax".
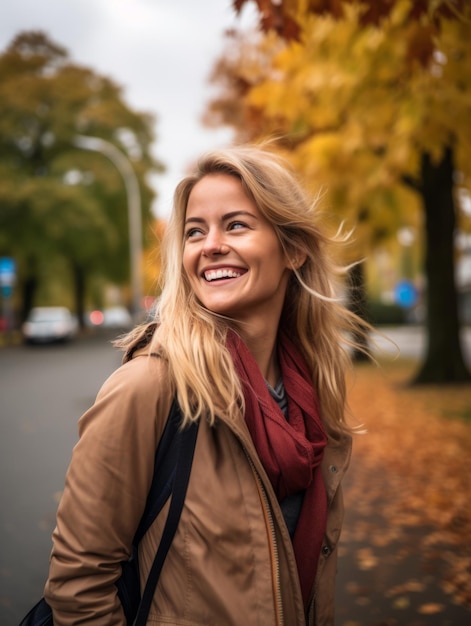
[{"xmin": 417, "ymin": 602, "xmax": 445, "ymax": 614}]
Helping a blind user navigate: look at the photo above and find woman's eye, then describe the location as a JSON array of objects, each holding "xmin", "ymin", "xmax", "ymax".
[
  {"xmin": 228, "ymin": 221, "xmax": 246, "ymax": 231},
  {"xmin": 185, "ymin": 227, "xmax": 204, "ymax": 239}
]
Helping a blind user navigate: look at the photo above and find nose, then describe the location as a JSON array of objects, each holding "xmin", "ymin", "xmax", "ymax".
[{"xmin": 202, "ymin": 230, "xmax": 229, "ymax": 257}]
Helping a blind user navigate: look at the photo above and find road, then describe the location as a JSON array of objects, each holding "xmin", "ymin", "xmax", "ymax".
[{"xmin": 0, "ymin": 331, "xmax": 122, "ymax": 625}]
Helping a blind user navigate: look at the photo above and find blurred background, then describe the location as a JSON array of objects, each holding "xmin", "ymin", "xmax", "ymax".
[{"xmin": 1, "ymin": 1, "xmax": 470, "ymax": 625}]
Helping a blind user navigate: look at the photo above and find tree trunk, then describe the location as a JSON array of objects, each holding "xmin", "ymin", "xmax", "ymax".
[
  {"xmin": 413, "ymin": 147, "xmax": 470, "ymax": 384},
  {"xmin": 72, "ymin": 262, "xmax": 86, "ymax": 330},
  {"xmin": 20, "ymin": 257, "xmax": 39, "ymax": 322},
  {"xmin": 348, "ymin": 261, "xmax": 370, "ymax": 361}
]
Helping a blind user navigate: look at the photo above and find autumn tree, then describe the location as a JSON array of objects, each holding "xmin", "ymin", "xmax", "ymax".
[
  {"xmin": 0, "ymin": 31, "xmax": 163, "ymax": 325},
  {"xmin": 142, "ymin": 217, "xmax": 166, "ymax": 301},
  {"xmin": 206, "ymin": 0, "xmax": 471, "ymax": 383}
]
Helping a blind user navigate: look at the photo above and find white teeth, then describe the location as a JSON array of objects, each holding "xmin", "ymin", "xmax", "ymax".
[{"xmin": 205, "ymin": 269, "xmax": 242, "ymax": 282}]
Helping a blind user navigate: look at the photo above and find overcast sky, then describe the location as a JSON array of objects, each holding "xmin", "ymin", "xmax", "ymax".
[{"xmin": 0, "ymin": 0, "xmax": 257, "ymax": 218}]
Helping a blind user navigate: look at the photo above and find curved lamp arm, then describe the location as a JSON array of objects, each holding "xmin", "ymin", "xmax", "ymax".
[{"xmin": 73, "ymin": 134, "xmax": 143, "ymax": 321}]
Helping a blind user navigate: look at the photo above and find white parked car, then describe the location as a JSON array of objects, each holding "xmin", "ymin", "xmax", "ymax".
[
  {"xmin": 86, "ymin": 306, "xmax": 133, "ymax": 330},
  {"xmin": 102, "ymin": 306, "xmax": 133, "ymax": 329},
  {"xmin": 22, "ymin": 306, "xmax": 79, "ymax": 344}
]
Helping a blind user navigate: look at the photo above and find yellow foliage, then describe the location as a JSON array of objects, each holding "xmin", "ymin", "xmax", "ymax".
[
  {"xmin": 142, "ymin": 218, "xmax": 166, "ymax": 297},
  {"xmin": 240, "ymin": 0, "xmax": 471, "ymax": 259}
]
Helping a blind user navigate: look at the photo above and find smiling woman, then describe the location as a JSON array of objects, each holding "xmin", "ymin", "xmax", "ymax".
[
  {"xmin": 182, "ymin": 173, "xmax": 294, "ymax": 336},
  {"xmin": 43, "ymin": 144, "xmax": 372, "ymax": 626}
]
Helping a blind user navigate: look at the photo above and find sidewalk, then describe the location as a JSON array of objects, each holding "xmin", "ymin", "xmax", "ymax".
[
  {"xmin": 334, "ymin": 359, "xmax": 471, "ymax": 626},
  {"xmin": 370, "ymin": 325, "xmax": 471, "ymax": 364}
]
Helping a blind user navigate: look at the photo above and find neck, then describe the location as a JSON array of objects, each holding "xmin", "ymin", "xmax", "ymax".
[{"xmin": 234, "ymin": 324, "xmax": 280, "ymax": 387}]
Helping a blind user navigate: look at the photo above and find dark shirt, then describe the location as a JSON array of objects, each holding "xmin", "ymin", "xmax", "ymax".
[{"xmin": 266, "ymin": 379, "xmax": 305, "ymax": 539}]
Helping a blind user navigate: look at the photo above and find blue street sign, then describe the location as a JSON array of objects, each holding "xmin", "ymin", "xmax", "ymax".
[
  {"xmin": 0, "ymin": 257, "xmax": 16, "ymax": 287},
  {"xmin": 394, "ymin": 280, "xmax": 418, "ymax": 309}
]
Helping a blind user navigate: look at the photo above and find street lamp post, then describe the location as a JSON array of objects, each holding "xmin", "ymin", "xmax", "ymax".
[{"xmin": 73, "ymin": 134, "xmax": 143, "ymax": 321}]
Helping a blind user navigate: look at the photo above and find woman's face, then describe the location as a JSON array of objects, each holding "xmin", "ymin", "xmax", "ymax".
[{"xmin": 182, "ymin": 173, "xmax": 292, "ymax": 331}]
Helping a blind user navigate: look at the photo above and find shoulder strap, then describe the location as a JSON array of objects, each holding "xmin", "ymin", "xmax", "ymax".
[
  {"xmin": 133, "ymin": 398, "xmax": 183, "ymax": 546},
  {"xmin": 133, "ymin": 416, "xmax": 199, "ymax": 625}
]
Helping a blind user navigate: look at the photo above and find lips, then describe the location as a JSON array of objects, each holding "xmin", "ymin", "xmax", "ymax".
[{"xmin": 203, "ymin": 268, "xmax": 245, "ymax": 282}]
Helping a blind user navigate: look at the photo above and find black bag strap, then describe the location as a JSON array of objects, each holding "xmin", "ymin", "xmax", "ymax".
[
  {"xmin": 133, "ymin": 398, "xmax": 184, "ymax": 545},
  {"xmin": 133, "ymin": 416, "xmax": 199, "ymax": 625}
]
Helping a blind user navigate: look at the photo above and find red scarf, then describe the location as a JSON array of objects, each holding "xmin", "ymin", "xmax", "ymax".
[{"xmin": 226, "ymin": 330, "xmax": 328, "ymax": 607}]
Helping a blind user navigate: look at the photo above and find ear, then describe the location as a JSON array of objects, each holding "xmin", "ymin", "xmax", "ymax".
[{"xmin": 289, "ymin": 253, "xmax": 307, "ymax": 270}]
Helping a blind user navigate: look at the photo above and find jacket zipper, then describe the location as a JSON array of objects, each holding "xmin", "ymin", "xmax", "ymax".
[
  {"xmin": 307, "ymin": 591, "xmax": 316, "ymax": 626},
  {"xmin": 244, "ymin": 450, "xmax": 284, "ymax": 626}
]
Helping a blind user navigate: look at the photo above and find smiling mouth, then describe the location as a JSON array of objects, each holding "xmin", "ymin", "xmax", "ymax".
[{"xmin": 204, "ymin": 269, "xmax": 243, "ymax": 282}]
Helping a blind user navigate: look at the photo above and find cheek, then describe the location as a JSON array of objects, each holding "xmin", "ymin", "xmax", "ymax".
[
  {"xmin": 265, "ymin": 242, "xmax": 289, "ymax": 270},
  {"xmin": 182, "ymin": 248, "xmax": 194, "ymax": 275},
  {"xmin": 181, "ymin": 262, "xmax": 197, "ymax": 296},
  {"xmin": 182, "ymin": 252, "xmax": 202, "ymax": 293}
]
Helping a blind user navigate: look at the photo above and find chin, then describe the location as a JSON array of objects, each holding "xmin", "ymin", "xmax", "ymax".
[{"xmin": 201, "ymin": 302, "xmax": 240, "ymax": 318}]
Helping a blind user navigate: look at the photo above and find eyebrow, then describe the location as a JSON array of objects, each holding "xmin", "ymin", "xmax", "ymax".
[{"xmin": 184, "ymin": 210, "xmax": 258, "ymax": 225}]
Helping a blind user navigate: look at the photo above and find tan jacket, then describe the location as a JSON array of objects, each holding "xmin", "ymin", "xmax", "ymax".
[{"xmin": 45, "ymin": 352, "xmax": 351, "ymax": 626}]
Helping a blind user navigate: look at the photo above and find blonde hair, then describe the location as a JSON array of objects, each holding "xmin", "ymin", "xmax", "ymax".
[{"xmin": 119, "ymin": 145, "xmax": 370, "ymax": 435}]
